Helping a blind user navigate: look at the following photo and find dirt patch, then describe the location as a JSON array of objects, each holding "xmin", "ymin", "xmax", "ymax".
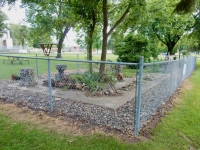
[
  {"xmin": 181, "ymin": 78, "xmax": 193, "ymax": 91},
  {"xmin": 0, "ymin": 100, "xmax": 140, "ymax": 143},
  {"xmin": 0, "ymin": 103, "xmax": 81, "ymax": 135},
  {"xmin": 0, "ymin": 78, "xmax": 191, "ymax": 143},
  {"xmin": 172, "ymin": 79, "xmax": 192, "ymax": 106}
]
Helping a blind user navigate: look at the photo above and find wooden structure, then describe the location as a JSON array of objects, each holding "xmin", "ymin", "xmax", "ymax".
[{"xmin": 39, "ymin": 43, "xmax": 57, "ymax": 56}]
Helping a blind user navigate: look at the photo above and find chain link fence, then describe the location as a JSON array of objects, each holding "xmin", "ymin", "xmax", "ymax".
[
  {"xmin": 0, "ymin": 54, "xmax": 196, "ymax": 136},
  {"xmin": 139, "ymin": 57, "xmax": 196, "ymax": 132}
]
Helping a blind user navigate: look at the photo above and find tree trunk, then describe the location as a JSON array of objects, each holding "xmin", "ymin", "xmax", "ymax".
[
  {"xmin": 99, "ymin": 0, "xmax": 130, "ymax": 75},
  {"xmin": 87, "ymin": 38, "xmax": 93, "ymax": 61},
  {"xmin": 88, "ymin": 12, "xmax": 96, "ymax": 74},
  {"xmin": 87, "ymin": 30, "xmax": 94, "ymax": 74},
  {"xmin": 56, "ymin": 26, "xmax": 71, "ymax": 58},
  {"xmin": 99, "ymin": 0, "xmax": 108, "ymax": 76},
  {"xmin": 22, "ymin": 38, "xmax": 25, "ymax": 49},
  {"xmin": 167, "ymin": 42, "xmax": 176, "ymax": 55}
]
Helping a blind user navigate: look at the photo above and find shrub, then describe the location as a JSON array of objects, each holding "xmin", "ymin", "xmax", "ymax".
[{"xmin": 113, "ymin": 34, "xmax": 152, "ymax": 64}]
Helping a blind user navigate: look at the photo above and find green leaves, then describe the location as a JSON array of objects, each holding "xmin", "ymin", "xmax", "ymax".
[
  {"xmin": 114, "ymin": 34, "xmax": 152, "ymax": 63},
  {"xmin": 174, "ymin": 0, "xmax": 196, "ymax": 14},
  {"xmin": 0, "ymin": 10, "xmax": 7, "ymax": 37},
  {"xmin": 8, "ymin": 24, "xmax": 30, "ymax": 47},
  {"xmin": 136, "ymin": 0, "xmax": 195, "ymax": 55}
]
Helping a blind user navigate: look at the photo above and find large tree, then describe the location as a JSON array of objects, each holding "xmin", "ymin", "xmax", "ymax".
[
  {"xmin": 98, "ymin": 0, "xmax": 146, "ymax": 74},
  {"xmin": 174, "ymin": 0, "xmax": 200, "ymax": 55},
  {"xmin": 3, "ymin": 0, "xmax": 196, "ymax": 57},
  {"xmin": 0, "ymin": 10, "xmax": 8, "ymax": 36},
  {"xmin": 175, "ymin": 33, "xmax": 200, "ymax": 55},
  {"xmin": 8, "ymin": 23, "xmax": 30, "ymax": 48},
  {"xmin": 135, "ymin": 0, "xmax": 195, "ymax": 55},
  {"xmin": 24, "ymin": 0, "xmax": 77, "ymax": 58},
  {"xmin": 73, "ymin": 0, "xmax": 100, "ymax": 74},
  {"xmin": 28, "ymin": 27, "xmax": 53, "ymax": 48},
  {"xmin": 75, "ymin": 0, "xmax": 100, "ymax": 58},
  {"xmin": 0, "ymin": 0, "xmax": 16, "ymax": 7},
  {"xmin": 174, "ymin": 0, "xmax": 199, "ymax": 14},
  {"xmin": 2, "ymin": 0, "xmax": 197, "ymax": 14},
  {"xmin": 114, "ymin": 34, "xmax": 156, "ymax": 63}
]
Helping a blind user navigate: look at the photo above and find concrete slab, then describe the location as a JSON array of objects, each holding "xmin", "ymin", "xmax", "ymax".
[{"xmin": 7, "ymin": 73, "xmax": 168, "ymax": 109}]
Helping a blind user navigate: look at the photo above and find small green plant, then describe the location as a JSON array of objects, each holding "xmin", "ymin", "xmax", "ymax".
[
  {"xmin": 181, "ymin": 50, "xmax": 190, "ymax": 56},
  {"xmin": 59, "ymin": 117, "xmax": 64, "ymax": 121},
  {"xmin": 121, "ymin": 67, "xmax": 136, "ymax": 77},
  {"xmin": 61, "ymin": 86, "xmax": 69, "ymax": 91},
  {"xmin": 70, "ymin": 71, "xmax": 116, "ymax": 92}
]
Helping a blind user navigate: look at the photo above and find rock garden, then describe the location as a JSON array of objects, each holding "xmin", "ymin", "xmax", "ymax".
[{"xmin": 0, "ymin": 63, "xmax": 172, "ymax": 135}]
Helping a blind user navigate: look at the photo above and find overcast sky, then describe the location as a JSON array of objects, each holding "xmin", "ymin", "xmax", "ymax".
[
  {"xmin": 1, "ymin": 1, "xmax": 25, "ymax": 24},
  {"xmin": 1, "ymin": 1, "xmax": 78, "ymax": 46}
]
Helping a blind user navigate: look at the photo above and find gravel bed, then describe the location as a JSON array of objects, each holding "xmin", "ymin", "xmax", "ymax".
[
  {"xmin": 0, "ymin": 72, "xmax": 180, "ymax": 134},
  {"xmin": 0, "ymin": 79, "xmax": 136, "ymax": 134}
]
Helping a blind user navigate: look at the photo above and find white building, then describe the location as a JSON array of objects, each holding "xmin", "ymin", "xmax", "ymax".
[
  {"xmin": 71, "ymin": 46, "xmax": 80, "ymax": 52},
  {"xmin": 0, "ymin": 28, "xmax": 13, "ymax": 49}
]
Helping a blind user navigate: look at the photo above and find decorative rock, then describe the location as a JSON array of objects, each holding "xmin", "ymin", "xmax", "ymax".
[
  {"xmin": 76, "ymin": 83, "xmax": 83, "ymax": 90},
  {"xmin": 143, "ymin": 75, "xmax": 153, "ymax": 81},
  {"xmin": 55, "ymin": 97, "xmax": 61, "ymax": 101},
  {"xmin": 104, "ymin": 91, "xmax": 109, "ymax": 95},
  {"xmin": 58, "ymin": 82, "xmax": 65, "ymax": 88},
  {"xmin": 116, "ymin": 73, "xmax": 124, "ymax": 81},
  {"xmin": 56, "ymin": 64, "xmax": 67, "ymax": 79},
  {"xmin": 108, "ymin": 89, "xmax": 114, "ymax": 94},
  {"xmin": 20, "ymin": 68, "xmax": 34, "ymax": 86},
  {"xmin": 81, "ymin": 87, "xmax": 86, "ymax": 91},
  {"xmin": 43, "ymin": 79, "xmax": 48, "ymax": 85}
]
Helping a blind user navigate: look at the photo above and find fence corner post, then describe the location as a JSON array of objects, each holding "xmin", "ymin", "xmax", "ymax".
[
  {"xmin": 47, "ymin": 58, "xmax": 53, "ymax": 112},
  {"xmin": 134, "ymin": 56, "xmax": 144, "ymax": 137}
]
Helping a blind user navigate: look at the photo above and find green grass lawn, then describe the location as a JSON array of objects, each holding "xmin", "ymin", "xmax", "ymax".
[
  {"xmin": 0, "ymin": 56, "xmax": 200, "ymax": 149},
  {"xmin": 0, "ymin": 53, "xmax": 119, "ymax": 79},
  {"xmin": 0, "ymin": 52, "xmax": 118, "ymax": 61}
]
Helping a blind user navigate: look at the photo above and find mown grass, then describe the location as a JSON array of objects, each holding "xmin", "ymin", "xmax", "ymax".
[
  {"xmin": 0, "ymin": 114, "xmax": 134, "ymax": 150},
  {"xmin": 0, "ymin": 58, "xmax": 200, "ymax": 150},
  {"xmin": 0, "ymin": 53, "xmax": 119, "ymax": 79},
  {"xmin": 0, "ymin": 52, "xmax": 136, "ymax": 80}
]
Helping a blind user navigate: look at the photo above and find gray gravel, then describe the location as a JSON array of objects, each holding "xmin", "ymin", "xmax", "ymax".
[{"xmin": 0, "ymin": 73, "xmax": 179, "ymax": 134}]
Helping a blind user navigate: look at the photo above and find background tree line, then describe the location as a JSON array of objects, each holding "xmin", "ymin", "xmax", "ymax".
[{"xmin": 0, "ymin": 0, "xmax": 200, "ymax": 67}]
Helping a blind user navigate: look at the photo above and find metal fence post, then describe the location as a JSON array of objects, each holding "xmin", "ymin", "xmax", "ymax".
[
  {"xmin": 36, "ymin": 54, "xmax": 39, "ymax": 76},
  {"xmin": 47, "ymin": 58, "xmax": 53, "ymax": 112},
  {"xmin": 180, "ymin": 59, "xmax": 184, "ymax": 82},
  {"xmin": 135, "ymin": 56, "xmax": 144, "ymax": 137},
  {"xmin": 169, "ymin": 61, "xmax": 173, "ymax": 96},
  {"xmin": 194, "ymin": 56, "xmax": 197, "ymax": 70},
  {"xmin": 77, "ymin": 54, "xmax": 80, "ymax": 73}
]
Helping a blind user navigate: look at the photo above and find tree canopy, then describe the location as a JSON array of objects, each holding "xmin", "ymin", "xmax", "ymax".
[
  {"xmin": 174, "ymin": 0, "xmax": 198, "ymax": 14},
  {"xmin": 136, "ymin": 0, "xmax": 195, "ymax": 55},
  {"xmin": 1, "ymin": 0, "xmax": 199, "ymax": 60},
  {"xmin": 24, "ymin": 0, "xmax": 77, "ymax": 58},
  {"xmin": 0, "ymin": 10, "xmax": 8, "ymax": 37},
  {"xmin": 8, "ymin": 24, "xmax": 26, "ymax": 47},
  {"xmin": 114, "ymin": 34, "xmax": 154, "ymax": 63}
]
